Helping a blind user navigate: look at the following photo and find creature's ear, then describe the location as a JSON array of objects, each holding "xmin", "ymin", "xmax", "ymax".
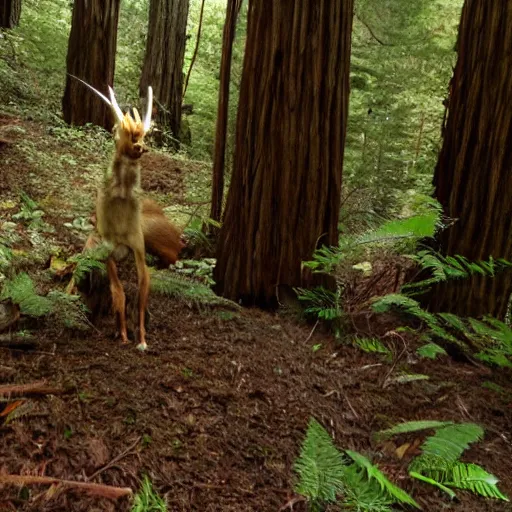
[
  {"xmin": 143, "ymin": 86, "xmax": 153, "ymax": 133},
  {"xmin": 68, "ymin": 74, "xmax": 124, "ymax": 125}
]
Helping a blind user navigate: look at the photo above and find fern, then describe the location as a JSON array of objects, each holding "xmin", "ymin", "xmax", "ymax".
[
  {"xmin": 0, "ymin": 272, "xmax": 52, "ymax": 316},
  {"xmin": 353, "ymin": 337, "xmax": 391, "ymax": 356},
  {"xmin": 416, "ymin": 342, "xmax": 447, "ymax": 359},
  {"xmin": 444, "ymin": 463, "xmax": 509, "ymax": 501},
  {"xmin": 345, "ymin": 450, "xmax": 420, "ymax": 509},
  {"xmin": 131, "ymin": 475, "xmax": 167, "ymax": 512},
  {"xmin": 69, "ymin": 242, "xmax": 110, "ymax": 284},
  {"xmin": 150, "ymin": 270, "xmax": 240, "ymax": 310},
  {"xmin": 47, "ymin": 290, "xmax": 90, "ymax": 330},
  {"xmin": 295, "ymin": 286, "xmax": 344, "ymax": 321},
  {"xmin": 409, "ymin": 423, "xmax": 484, "ymax": 473},
  {"xmin": 375, "ymin": 420, "xmax": 454, "ymax": 440},
  {"xmin": 294, "ymin": 418, "xmax": 347, "ymax": 506}
]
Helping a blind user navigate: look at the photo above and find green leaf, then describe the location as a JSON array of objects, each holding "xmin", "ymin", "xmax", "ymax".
[
  {"xmin": 375, "ymin": 420, "xmax": 454, "ymax": 440},
  {"xmin": 409, "ymin": 471, "xmax": 457, "ymax": 500},
  {"xmin": 416, "ymin": 342, "xmax": 447, "ymax": 359},
  {"xmin": 345, "ymin": 450, "xmax": 421, "ymax": 509}
]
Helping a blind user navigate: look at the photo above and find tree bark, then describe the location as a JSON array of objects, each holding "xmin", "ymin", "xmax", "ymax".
[
  {"xmin": 0, "ymin": 0, "xmax": 21, "ymax": 29},
  {"xmin": 140, "ymin": 0, "xmax": 189, "ymax": 148},
  {"xmin": 62, "ymin": 0, "xmax": 120, "ymax": 131},
  {"xmin": 214, "ymin": 0, "xmax": 354, "ymax": 307},
  {"xmin": 209, "ymin": 0, "xmax": 243, "ymax": 225},
  {"xmin": 430, "ymin": 1, "xmax": 512, "ymax": 319}
]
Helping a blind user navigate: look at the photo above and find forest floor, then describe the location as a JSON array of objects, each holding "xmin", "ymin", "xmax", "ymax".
[{"xmin": 0, "ymin": 113, "xmax": 512, "ymax": 511}]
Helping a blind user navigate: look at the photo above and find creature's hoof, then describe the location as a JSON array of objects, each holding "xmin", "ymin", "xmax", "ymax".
[{"xmin": 136, "ymin": 342, "xmax": 147, "ymax": 352}]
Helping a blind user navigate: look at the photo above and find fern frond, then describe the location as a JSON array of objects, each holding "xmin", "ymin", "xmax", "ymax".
[
  {"xmin": 444, "ymin": 463, "xmax": 509, "ymax": 501},
  {"xmin": 409, "ymin": 471, "xmax": 456, "ymax": 500},
  {"xmin": 410, "ymin": 423, "xmax": 484, "ymax": 473},
  {"xmin": 375, "ymin": 420, "xmax": 454, "ymax": 440},
  {"xmin": 353, "ymin": 337, "xmax": 391, "ymax": 356},
  {"xmin": 0, "ymin": 272, "xmax": 52, "ymax": 317},
  {"xmin": 131, "ymin": 475, "xmax": 167, "ymax": 512},
  {"xmin": 294, "ymin": 418, "xmax": 347, "ymax": 504},
  {"xmin": 150, "ymin": 270, "xmax": 240, "ymax": 310},
  {"xmin": 342, "ymin": 463, "xmax": 395, "ymax": 511},
  {"xmin": 416, "ymin": 342, "xmax": 447, "ymax": 359},
  {"xmin": 69, "ymin": 242, "xmax": 111, "ymax": 284},
  {"xmin": 345, "ymin": 450, "xmax": 420, "ymax": 509},
  {"xmin": 295, "ymin": 287, "xmax": 344, "ymax": 321},
  {"xmin": 47, "ymin": 291, "xmax": 90, "ymax": 330}
]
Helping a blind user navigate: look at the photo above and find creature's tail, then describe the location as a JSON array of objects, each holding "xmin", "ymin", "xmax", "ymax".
[{"xmin": 141, "ymin": 199, "xmax": 186, "ymax": 267}]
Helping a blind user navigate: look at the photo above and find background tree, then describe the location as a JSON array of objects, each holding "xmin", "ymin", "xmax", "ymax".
[
  {"xmin": 213, "ymin": 0, "xmax": 354, "ymax": 307},
  {"xmin": 430, "ymin": 1, "xmax": 512, "ymax": 319},
  {"xmin": 62, "ymin": 0, "xmax": 121, "ymax": 130},
  {"xmin": 0, "ymin": 0, "xmax": 21, "ymax": 28},
  {"xmin": 209, "ymin": 0, "xmax": 243, "ymax": 225},
  {"xmin": 139, "ymin": 0, "xmax": 189, "ymax": 147}
]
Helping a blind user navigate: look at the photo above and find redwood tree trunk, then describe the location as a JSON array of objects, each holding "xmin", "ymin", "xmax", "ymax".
[
  {"xmin": 214, "ymin": 0, "xmax": 354, "ymax": 307},
  {"xmin": 140, "ymin": 0, "xmax": 189, "ymax": 147},
  {"xmin": 431, "ymin": 1, "xmax": 512, "ymax": 319},
  {"xmin": 62, "ymin": 0, "xmax": 120, "ymax": 131},
  {"xmin": 209, "ymin": 0, "xmax": 243, "ymax": 224},
  {"xmin": 0, "ymin": 0, "xmax": 21, "ymax": 28}
]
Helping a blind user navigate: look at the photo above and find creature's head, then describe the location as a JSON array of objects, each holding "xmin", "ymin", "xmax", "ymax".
[{"xmin": 70, "ymin": 75, "xmax": 153, "ymax": 160}]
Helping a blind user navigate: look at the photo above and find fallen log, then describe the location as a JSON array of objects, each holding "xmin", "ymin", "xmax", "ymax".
[
  {"xmin": 0, "ymin": 381, "xmax": 67, "ymax": 397},
  {"xmin": 0, "ymin": 474, "xmax": 132, "ymax": 499}
]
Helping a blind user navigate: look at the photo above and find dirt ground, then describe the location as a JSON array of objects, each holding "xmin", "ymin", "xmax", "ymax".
[{"xmin": 1, "ymin": 115, "xmax": 512, "ymax": 511}]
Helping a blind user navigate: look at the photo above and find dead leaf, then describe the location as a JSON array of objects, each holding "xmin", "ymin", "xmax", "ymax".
[{"xmin": 395, "ymin": 443, "xmax": 411, "ymax": 460}]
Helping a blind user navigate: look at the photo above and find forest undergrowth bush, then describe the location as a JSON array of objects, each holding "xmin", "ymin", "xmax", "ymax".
[
  {"xmin": 296, "ymin": 196, "xmax": 512, "ymax": 368},
  {"xmin": 293, "ymin": 418, "xmax": 508, "ymax": 511}
]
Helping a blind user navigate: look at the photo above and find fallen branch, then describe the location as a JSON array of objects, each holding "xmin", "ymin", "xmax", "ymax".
[
  {"xmin": 0, "ymin": 381, "xmax": 67, "ymax": 397},
  {"xmin": 0, "ymin": 474, "xmax": 132, "ymax": 499},
  {"xmin": 86, "ymin": 436, "xmax": 142, "ymax": 482}
]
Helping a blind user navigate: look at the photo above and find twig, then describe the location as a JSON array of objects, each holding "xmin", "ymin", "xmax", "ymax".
[
  {"xmin": 86, "ymin": 436, "xmax": 142, "ymax": 482},
  {"xmin": 0, "ymin": 381, "xmax": 66, "ymax": 397},
  {"xmin": 0, "ymin": 474, "xmax": 132, "ymax": 499},
  {"xmin": 381, "ymin": 331, "xmax": 408, "ymax": 388},
  {"xmin": 343, "ymin": 392, "xmax": 360, "ymax": 419},
  {"xmin": 304, "ymin": 320, "xmax": 319, "ymax": 344},
  {"xmin": 280, "ymin": 495, "xmax": 306, "ymax": 511},
  {"xmin": 183, "ymin": 0, "xmax": 207, "ymax": 99}
]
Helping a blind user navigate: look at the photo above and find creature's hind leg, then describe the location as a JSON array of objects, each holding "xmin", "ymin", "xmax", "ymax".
[
  {"xmin": 107, "ymin": 257, "xmax": 128, "ymax": 344},
  {"xmin": 129, "ymin": 233, "xmax": 150, "ymax": 351}
]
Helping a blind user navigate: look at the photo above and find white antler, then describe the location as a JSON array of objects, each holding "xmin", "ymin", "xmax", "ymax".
[
  {"xmin": 68, "ymin": 74, "xmax": 124, "ymax": 124},
  {"xmin": 143, "ymin": 86, "xmax": 153, "ymax": 133}
]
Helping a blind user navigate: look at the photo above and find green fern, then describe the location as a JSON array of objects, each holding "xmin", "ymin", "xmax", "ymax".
[
  {"xmin": 295, "ymin": 286, "xmax": 344, "ymax": 321},
  {"xmin": 342, "ymin": 463, "xmax": 395, "ymax": 511},
  {"xmin": 69, "ymin": 242, "xmax": 111, "ymax": 284},
  {"xmin": 0, "ymin": 272, "xmax": 52, "ymax": 316},
  {"xmin": 345, "ymin": 450, "xmax": 420, "ymax": 509},
  {"xmin": 294, "ymin": 418, "xmax": 347, "ymax": 506},
  {"xmin": 416, "ymin": 342, "xmax": 447, "ymax": 359},
  {"xmin": 131, "ymin": 475, "xmax": 167, "ymax": 512},
  {"xmin": 353, "ymin": 337, "xmax": 391, "ymax": 356},
  {"xmin": 443, "ymin": 463, "xmax": 509, "ymax": 501},
  {"xmin": 150, "ymin": 270, "xmax": 240, "ymax": 310},
  {"xmin": 375, "ymin": 420, "xmax": 454, "ymax": 440},
  {"xmin": 410, "ymin": 423, "xmax": 484, "ymax": 472}
]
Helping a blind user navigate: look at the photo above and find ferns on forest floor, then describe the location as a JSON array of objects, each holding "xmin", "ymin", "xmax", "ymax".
[
  {"xmin": 293, "ymin": 418, "xmax": 508, "ymax": 511},
  {"xmin": 131, "ymin": 476, "xmax": 167, "ymax": 512}
]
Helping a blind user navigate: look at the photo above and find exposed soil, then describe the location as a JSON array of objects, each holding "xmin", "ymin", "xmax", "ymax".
[{"xmin": 1, "ymin": 115, "xmax": 512, "ymax": 511}]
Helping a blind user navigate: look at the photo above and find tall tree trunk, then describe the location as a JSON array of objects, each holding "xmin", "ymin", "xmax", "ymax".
[
  {"xmin": 430, "ymin": 1, "xmax": 512, "ymax": 319},
  {"xmin": 214, "ymin": 0, "xmax": 354, "ymax": 307},
  {"xmin": 209, "ymin": 0, "xmax": 243, "ymax": 225},
  {"xmin": 140, "ymin": 0, "xmax": 189, "ymax": 148},
  {"xmin": 0, "ymin": 0, "xmax": 21, "ymax": 28},
  {"xmin": 62, "ymin": 0, "xmax": 120, "ymax": 131}
]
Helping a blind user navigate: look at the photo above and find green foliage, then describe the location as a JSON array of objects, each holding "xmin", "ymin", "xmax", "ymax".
[
  {"xmin": 382, "ymin": 420, "xmax": 508, "ymax": 502},
  {"xmin": 131, "ymin": 476, "xmax": 167, "ymax": 512},
  {"xmin": 416, "ymin": 342, "xmax": 447, "ymax": 359},
  {"xmin": 294, "ymin": 418, "xmax": 347, "ymax": 507},
  {"xmin": 346, "ymin": 450, "xmax": 420, "ymax": 509},
  {"xmin": 294, "ymin": 418, "xmax": 419, "ymax": 511},
  {"xmin": 69, "ymin": 243, "xmax": 111, "ymax": 284},
  {"xmin": 353, "ymin": 337, "xmax": 391, "ymax": 357},
  {"xmin": 150, "ymin": 269, "xmax": 240, "ymax": 311},
  {"xmin": 0, "ymin": 272, "xmax": 89, "ymax": 329},
  {"xmin": 376, "ymin": 420, "xmax": 454, "ymax": 440},
  {"xmin": 0, "ymin": 272, "xmax": 52, "ymax": 317}
]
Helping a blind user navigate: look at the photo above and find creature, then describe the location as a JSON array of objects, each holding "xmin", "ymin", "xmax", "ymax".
[{"xmin": 71, "ymin": 76, "xmax": 184, "ymax": 350}]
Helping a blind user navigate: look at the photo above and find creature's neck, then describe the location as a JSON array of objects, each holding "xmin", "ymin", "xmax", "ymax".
[{"xmin": 106, "ymin": 151, "xmax": 141, "ymax": 200}]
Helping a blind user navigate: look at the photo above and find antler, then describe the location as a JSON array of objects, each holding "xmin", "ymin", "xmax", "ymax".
[{"xmin": 68, "ymin": 75, "xmax": 153, "ymax": 133}]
